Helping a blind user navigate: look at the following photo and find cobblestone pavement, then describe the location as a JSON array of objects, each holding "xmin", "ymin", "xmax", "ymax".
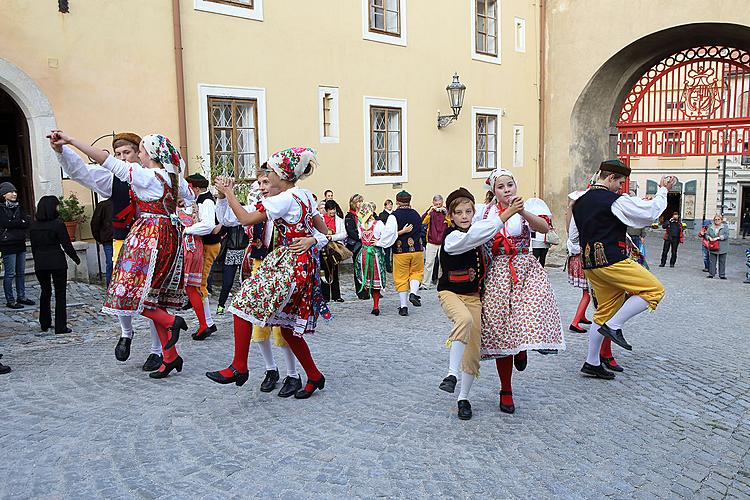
[{"xmin": 1, "ymin": 236, "xmax": 749, "ymax": 499}]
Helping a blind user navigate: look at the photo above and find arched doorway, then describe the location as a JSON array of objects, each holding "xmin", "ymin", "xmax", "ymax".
[{"xmin": 0, "ymin": 88, "xmax": 34, "ymax": 214}]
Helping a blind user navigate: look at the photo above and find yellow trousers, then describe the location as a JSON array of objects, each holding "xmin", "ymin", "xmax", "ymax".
[
  {"xmin": 585, "ymin": 259, "xmax": 665, "ymax": 326},
  {"xmin": 112, "ymin": 238, "xmax": 125, "ymax": 265},
  {"xmin": 437, "ymin": 291, "xmax": 481, "ymax": 377},
  {"xmin": 393, "ymin": 252, "xmax": 424, "ymax": 292},
  {"xmin": 200, "ymin": 242, "xmax": 222, "ymax": 298},
  {"xmin": 249, "ymin": 258, "xmax": 285, "ymax": 346}
]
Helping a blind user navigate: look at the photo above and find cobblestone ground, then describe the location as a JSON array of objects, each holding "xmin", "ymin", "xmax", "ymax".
[{"xmin": 1, "ymin": 236, "xmax": 749, "ymax": 499}]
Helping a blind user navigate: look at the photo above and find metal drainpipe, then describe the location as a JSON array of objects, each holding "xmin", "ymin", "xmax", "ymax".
[
  {"xmin": 537, "ymin": 0, "xmax": 546, "ymax": 198},
  {"xmin": 172, "ymin": 0, "xmax": 189, "ymax": 167}
]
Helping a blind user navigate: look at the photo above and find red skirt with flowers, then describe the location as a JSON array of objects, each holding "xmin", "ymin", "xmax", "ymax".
[
  {"xmin": 566, "ymin": 254, "xmax": 588, "ymax": 289},
  {"xmin": 103, "ymin": 214, "xmax": 183, "ymax": 315},
  {"xmin": 182, "ymin": 235, "xmax": 204, "ymax": 288}
]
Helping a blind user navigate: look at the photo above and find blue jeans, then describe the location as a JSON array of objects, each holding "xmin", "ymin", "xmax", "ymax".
[
  {"xmin": 218, "ymin": 264, "xmax": 239, "ymax": 308},
  {"xmin": 102, "ymin": 242, "xmax": 114, "ymax": 287},
  {"xmin": 702, "ymin": 246, "xmax": 710, "ymax": 270},
  {"xmin": 2, "ymin": 251, "xmax": 26, "ymax": 304}
]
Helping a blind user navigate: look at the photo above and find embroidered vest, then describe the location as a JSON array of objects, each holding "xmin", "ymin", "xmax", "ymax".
[
  {"xmin": 572, "ymin": 186, "xmax": 628, "ymax": 269},
  {"xmin": 392, "ymin": 207, "xmax": 423, "ymax": 254},
  {"xmin": 437, "ymin": 227, "xmax": 486, "ymax": 295}
]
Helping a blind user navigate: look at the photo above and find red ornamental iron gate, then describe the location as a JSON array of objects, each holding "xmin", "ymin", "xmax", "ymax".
[{"xmin": 617, "ymin": 46, "xmax": 750, "ymax": 158}]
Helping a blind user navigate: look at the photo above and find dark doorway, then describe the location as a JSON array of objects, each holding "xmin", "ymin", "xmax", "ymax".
[
  {"xmin": 0, "ymin": 88, "xmax": 34, "ymax": 215},
  {"xmin": 661, "ymin": 192, "xmax": 682, "ymax": 223}
]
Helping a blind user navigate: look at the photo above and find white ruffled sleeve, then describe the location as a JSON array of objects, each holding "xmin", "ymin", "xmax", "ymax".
[
  {"xmin": 443, "ymin": 217, "xmax": 503, "ymax": 255},
  {"xmin": 261, "ymin": 191, "xmax": 294, "ymax": 222}
]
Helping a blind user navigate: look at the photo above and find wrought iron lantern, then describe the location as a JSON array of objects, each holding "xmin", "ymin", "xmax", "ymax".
[{"xmin": 437, "ymin": 73, "xmax": 467, "ymax": 129}]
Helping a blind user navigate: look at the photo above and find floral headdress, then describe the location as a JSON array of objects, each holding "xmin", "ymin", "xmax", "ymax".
[
  {"xmin": 266, "ymin": 147, "xmax": 318, "ymax": 182},
  {"xmin": 484, "ymin": 167, "xmax": 515, "ymax": 191},
  {"xmin": 142, "ymin": 134, "xmax": 184, "ymax": 174}
]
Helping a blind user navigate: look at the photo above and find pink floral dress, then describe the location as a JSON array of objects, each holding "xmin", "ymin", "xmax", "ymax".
[
  {"xmin": 479, "ymin": 204, "xmax": 565, "ymax": 358},
  {"xmin": 227, "ymin": 192, "xmax": 330, "ymax": 335}
]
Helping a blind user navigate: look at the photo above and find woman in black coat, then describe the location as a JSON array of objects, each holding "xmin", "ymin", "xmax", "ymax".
[
  {"xmin": 29, "ymin": 196, "xmax": 80, "ymax": 333},
  {"xmin": 0, "ymin": 182, "xmax": 33, "ymax": 309}
]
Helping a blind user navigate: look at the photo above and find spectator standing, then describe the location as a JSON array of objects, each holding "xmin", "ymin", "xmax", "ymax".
[
  {"xmin": 531, "ymin": 227, "xmax": 552, "ymax": 267},
  {"xmin": 421, "ymin": 194, "xmax": 448, "ymax": 289},
  {"xmin": 659, "ymin": 211, "xmax": 683, "ymax": 268},
  {"xmin": 321, "ymin": 200, "xmax": 347, "ymax": 302},
  {"xmin": 379, "ymin": 199, "xmax": 394, "ymax": 273},
  {"xmin": 741, "ymin": 208, "xmax": 750, "ymax": 238},
  {"xmin": 698, "ymin": 221, "xmax": 711, "ymax": 272},
  {"xmin": 90, "ymin": 197, "xmax": 114, "ymax": 286},
  {"xmin": 29, "ymin": 196, "xmax": 80, "ymax": 333},
  {"xmin": 324, "ymin": 189, "xmax": 344, "ymax": 219},
  {"xmin": 706, "ymin": 214, "xmax": 729, "ymax": 279},
  {"xmin": 0, "ymin": 182, "xmax": 33, "ymax": 309}
]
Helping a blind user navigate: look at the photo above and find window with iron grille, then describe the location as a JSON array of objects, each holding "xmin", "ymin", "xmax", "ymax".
[
  {"xmin": 664, "ymin": 131, "xmax": 683, "ymax": 155},
  {"xmin": 475, "ymin": 0, "xmax": 498, "ymax": 57},
  {"xmin": 369, "ymin": 0, "xmax": 400, "ymax": 36},
  {"xmin": 370, "ymin": 106, "xmax": 402, "ymax": 176},
  {"xmin": 206, "ymin": 0, "xmax": 253, "ymax": 8},
  {"xmin": 476, "ymin": 114, "xmax": 497, "ymax": 172},
  {"xmin": 208, "ymin": 97, "xmax": 259, "ymax": 180}
]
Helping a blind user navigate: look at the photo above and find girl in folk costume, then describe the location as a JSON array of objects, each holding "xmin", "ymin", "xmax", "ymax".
[
  {"xmin": 177, "ymin": 186, "xmax": 207, "ymax": 338},
  {"xmin": 207, "ymin": 147, "xmax": 331, "ymax": 399},
  {"xmin": 479, "ymin": 168, "xmax": 566, "ymax": 414},
  {"xmin": 214, "ymin": 173, "xmax": 306, "ymax": 397},
  {"xmin": 437, "ymin": 188, "xmax": 519, "ymax": 421},
  {"xmin": 566, "ymin": 189, "xmax": 593, "ymax": 334},
  {"xmin": 50, "ymin": 131, "xmax": 193, "ymax": 378},
  {"xmin": 355, "ymin": 202, "xmax": 397, "ymax": 316}
]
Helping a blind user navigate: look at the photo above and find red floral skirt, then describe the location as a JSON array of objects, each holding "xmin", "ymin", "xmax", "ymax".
[
  {"xmin": 567, "ymin": 254, "xmax": 588, "ymax": 289},
  {"xmin": 183, "ymin": 235, "xmax": 204, "ymax": 289}
]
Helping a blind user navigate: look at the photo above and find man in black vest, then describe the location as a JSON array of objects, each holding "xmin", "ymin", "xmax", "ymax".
[
  {"xmin": 185, "ymin": 173, "xmax": 220, "ymax": 340},
  {"xmin": 386, "ymin": 190, "xmax": 424, "ymax": 316},
  {"xmin": 571, "ymin": 160, "xmax": 674, "ymax": 379},
  {"xmin": 52, "ymin": 133, "xmax": 163, "ymax": 372}
]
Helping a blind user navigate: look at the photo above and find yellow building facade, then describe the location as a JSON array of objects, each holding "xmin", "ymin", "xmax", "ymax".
[{"xmin": 0, "ymin": 0, "xmax": 543, "ymax": 242}]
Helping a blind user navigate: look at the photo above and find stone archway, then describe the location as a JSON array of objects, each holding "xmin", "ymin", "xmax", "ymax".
[
  {"xmin": 0, "ymin": 58, "xmax": 60, "ymax": 202},
  {"xmin": 569, "ymin": 23, "xmax": 750, "ymax": 192}
]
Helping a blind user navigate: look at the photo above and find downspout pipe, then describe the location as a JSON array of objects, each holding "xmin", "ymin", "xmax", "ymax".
[
  {"xmin": 537, "ymin": 0, "xmax": 546, "ymax": 198},
  {"xmin": 172, "ymin": 0, "xmax": 188, "ymax": 166}
]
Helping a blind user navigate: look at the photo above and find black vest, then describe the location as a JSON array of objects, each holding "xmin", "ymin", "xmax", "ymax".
[
  {"xmin": 392, "ymin": 207, "xmax": 423, "ymax": 254},
  {"xmin": 572, "ymin": 186, "xmax": 628, "ymax": 269},
  {"xmin": 437, "ymin": 227, "xmax": 486, "ymax": 295},
  {"xmin": 197, "ymin": 192, "xmax": 222, "ymax": 245},
  {"xmin": 248, "ymin": 222, "xmax": 272, "ymax": 260},
  {"xmin": 111, "ymin": 177, "xmax": 134, "ymax": 240}
]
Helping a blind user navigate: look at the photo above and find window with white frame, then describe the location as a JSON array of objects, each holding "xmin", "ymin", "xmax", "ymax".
[
  {"xmin": 514, "ymin": 17, "xmax": 526, "ymax": 52},
  {"xmin": 471, "ymin": 107, "xmax": 501, "ymax": 177},
  {"xmin": 362, "ymin": 0, "xmax": 407, "ymax": 46},
  {"xmin": 319, "ymin": 87, "xmax": 340, "ymax": 143},
  {"xmin": 471, "ymin": 0, "xmax": 500, "ymax": 64},
  {"xmin": 512, "ymin": 125, "xmax": 524, "ymax": 167},
  {"xmin": 199, "ymin": 85, "xmax": 267, "ymax": 181},
  {"xmin": 195, "ymin": 0, "xmax": 263, "ymax": 20},
  {"xmin": 364, "ymin": 97, "xmax": 408, "ymax": 184}
]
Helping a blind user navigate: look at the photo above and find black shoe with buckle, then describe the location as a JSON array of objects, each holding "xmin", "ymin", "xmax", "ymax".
[
  {"xmin": 457, "ymin": 400, "xmax": 473, "ymax": 420},
  {"xmin": 142, "ymin": 353, "xmax": 163, "ymax": 372},
  {"xmin": 192, "ymin": 324, "xmax": 217, "ymax": 341},
  {"xmin": 439, "ymin": 374, "xmax": 457, "ymax": 393},
  {"xmin": 580, "ymin": 362, "xmax": 615, "ymax": 380},
  {"xmin": 514, "ymin": 352, "xmax": 528, "ymax": 371},
  {"xmin": 260, "ymin": 369, "xmax": 280, "ymax": 392},
  {"xmin": 600, "ymin": 355, "xmax": 624, "ymax": 373},
  {"xmin": 278, "ymin": 375, "xmax": 302, "ymax": 398},
  {"xmin": 294, "ymin": 375, "xmax": 326, "ymax": 399},
  {"xmin": 206, "ymin": 365, "xmax": 249, "ymax": 386},
  {"xmin": 598, "ymin": 324, "xmax": 632, "ymax": 351},
  {"xmin": 409, "ymin": 293, "xmax": 422, "ymax": 307},
  {"xmin": 398, "ymin": 307, "xmax": 408, "ymax": 316},
  {"xmin": 115, "ymin": 337, "xmax": 132, "ymax": 362},
  {"xmin": 164, "ymin": 316, "xmax": 188, "ymax": 351}
]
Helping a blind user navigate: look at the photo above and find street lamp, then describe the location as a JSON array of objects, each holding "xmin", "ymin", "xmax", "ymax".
[{"xmin": 437, "ymin": 73, "xmax": 467, "ymax": 129}]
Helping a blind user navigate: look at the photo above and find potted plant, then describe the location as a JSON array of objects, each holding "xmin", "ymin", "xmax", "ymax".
[{"xmin": 58, "ymin": 193, "xmax": 88, "ymax": 241}]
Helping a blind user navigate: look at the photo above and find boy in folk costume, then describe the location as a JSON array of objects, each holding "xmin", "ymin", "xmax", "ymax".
[
  {"xmin": 385, "ymin": 190, "xmax": 424, "ymax": 316},
  {"xmin": 478, "ymin": 168, "xmax": 565, "ymax": 414},
  {"xmin": 207, "ymin": 147, "xmax": 331, "ymax": 399},
  {"xmin": 51, "ymin": 131, "xmax": 194, "ymax": 378},
  {"xmin": 437, "ymin": 188, "xmax": 516, "ymax": 420},
  {"xmin": 567, "ymin": 189, "xmax": 594, "ymax": 334},
  {"xmin": 50, "ymin": 132, "xmax": 163, "ymax": 372},
  {"xmin": 214, "ymin": 172, "xmax": 304, "ymax": 397},
  {"xmin": 355, "ymin": 202, "xmax": 397, "ymax": 316},
  {"xmin": 183, "ymin": 173, "xmax": 219, "ymax": 340},
  {"xmin": 570, "ymin": 160, "xmax": 672, "ymax": 380}
]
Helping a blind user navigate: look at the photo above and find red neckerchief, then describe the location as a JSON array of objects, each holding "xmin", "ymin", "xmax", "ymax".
[{"xmin": 490, "ymin": 204, "xmax": 520, "ymax": 284}]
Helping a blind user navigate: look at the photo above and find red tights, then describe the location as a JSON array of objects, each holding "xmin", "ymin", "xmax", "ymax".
[
  {"xmin": 281, "ymin": 328, "xmax": 322, "ymax": 390},
  {"xmin": 599, "ymin": 337, "xmax": 619, "ymax": 366},
  {"xmin": 186, "ymin": 286, "xmax": 207, "ymax": 331},
  {"xmin": 571, "ymin": 289, "xmax": 591, "ymax": 328},
  {"xmin": 219, "ymin": 315, "xmax": 253, "ymax": 376},
  {"xmin": 495, "ymin": 356, "xmax": 514, "ymax": 407},
  {"xmin": 141, "ymin": 308, "xmax": 179, "ymax": 365},
  {"xmin": 372, "ymin": 290, "xmax": 381, "ymax": 310}
]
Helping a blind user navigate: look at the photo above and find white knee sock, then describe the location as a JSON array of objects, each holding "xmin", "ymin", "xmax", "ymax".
[
  {"xmin": 280, "ymin": 345, "xmax": 299, "ymax": 378},
  {"xmin": 409, "ymin": 279, "xmax": 420, "ymax": 295},
  {"xmin": 605, "ymin": 295, "xmax": 649, "ymax": 331},
  {"xmin": 448, "ymin": 341, "xmax": 466, "ymax": 377},
  {"xmin": 586, "ymin": 324, "xmax": 605, "ymax": 365},
  {"xmin": 119, "ymin": 316, "xmax": 133, "ymax": 339},
  {"xmin": 458, "ymin": 371, "xmax": 475, "ymax": 401},
  {"xmin": 149, "ymin": 321, "xmax": 162, "ymax": 355},
  {"xmin": 399, "ymin": 291, "xmax": 409, "ymax": 308},
  {"xmin": 256, "ymin": 339, "xmax": 277, "ymax": 371},
  {"xmin": 202, "ymin": 297, "xmax": 214, "ymax": 327}
]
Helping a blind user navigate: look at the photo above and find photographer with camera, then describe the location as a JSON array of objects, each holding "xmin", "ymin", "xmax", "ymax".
[{"xmin": 659, "ymin": 211, "xmax": 683, "ymax": 268}]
